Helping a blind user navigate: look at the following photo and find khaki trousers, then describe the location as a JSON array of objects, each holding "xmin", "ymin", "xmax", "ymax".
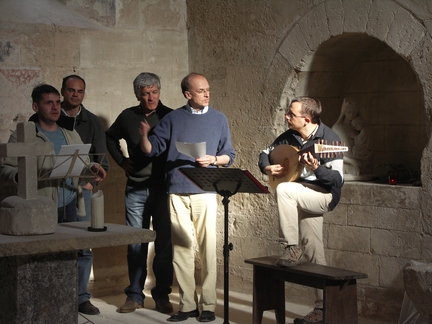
[
  {"xmin": 169, "ymin": 193, "xmax": 218, "ymax": 312},
  {"xmin": 275, "ymin": 181, "xmax": 332, "ymax": 308}
]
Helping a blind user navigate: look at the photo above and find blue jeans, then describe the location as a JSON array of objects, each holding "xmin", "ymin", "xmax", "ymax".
[
  {"xmin": 58, "ymin": 187, "xmax": 93, "ymax": 305},
  {"xmin": 124, "ymin": 181, "xmax": 173, "ymax": 304}
]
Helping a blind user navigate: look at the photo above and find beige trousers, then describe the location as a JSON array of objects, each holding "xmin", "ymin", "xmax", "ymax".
[
  {"xmin": 275, "ymin": 181, "xmax": 332, "ymax": 308},
  {"xmin": 169, "ymin": 193, "xmax": 218, "ymax": 312}
]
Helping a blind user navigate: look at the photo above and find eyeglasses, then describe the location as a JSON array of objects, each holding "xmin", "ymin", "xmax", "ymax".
[
  {"xmin": 189, "ymin": 88, "xmax": 210, "ymax": 95},
  {"xmin": 285, "ymin": 109, "xmax": 306, "ymax": 119}
]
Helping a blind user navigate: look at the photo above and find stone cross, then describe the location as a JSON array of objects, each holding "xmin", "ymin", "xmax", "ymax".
[{"xmin": 0, "ymin": 122, "xmax": 53, "ymax": 200}]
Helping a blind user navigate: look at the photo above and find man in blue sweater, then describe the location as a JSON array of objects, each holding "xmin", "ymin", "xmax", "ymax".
[{"xmin": 139, "ymin": 73, "xmax": 236, "ymax": 322}]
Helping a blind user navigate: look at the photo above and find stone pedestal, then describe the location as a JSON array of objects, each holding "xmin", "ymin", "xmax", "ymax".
[
  {"xmin": 0, "ymin": 252, "xmax": 77, "ymax": 323},
  {"xmin": 0, "ymin": 222, "xmax": 156, "ymax": 324}
]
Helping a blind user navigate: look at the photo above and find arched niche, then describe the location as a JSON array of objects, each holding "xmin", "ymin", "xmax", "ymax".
[{"xmin": 276, "ymin": 34, "xmax": 426, "ymax": 183}]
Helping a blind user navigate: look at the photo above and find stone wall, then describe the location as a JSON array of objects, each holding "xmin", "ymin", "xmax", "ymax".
[
  {"xmin": 187, "ymin": 0, "xmax": 432, "ymax": 321},
  {"xmin": 0, "ymin": 0, "xmax": 188, "ymax": 296},
  {"xmin": 2, "ymin": 0, "xmax": 432, "ymax": 321}
]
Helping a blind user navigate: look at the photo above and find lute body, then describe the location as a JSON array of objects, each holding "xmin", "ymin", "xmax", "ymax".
[{"xmin": 268, "ymin": 143, "xmax": 347, "ymax": 190}]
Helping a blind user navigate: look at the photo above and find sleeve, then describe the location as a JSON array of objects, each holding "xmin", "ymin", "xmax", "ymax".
[
  {"xmin": 90, "ymin": 115, "xmax": 109, "ymax": 172},
  {"xmin": 147, "ymin": 115, "xmax": 171, "ymax": 157},
  {"xmin": 216, "ymin": 116, "xmax": 236, "ymax": 167},
  {"xmin": 105, "ymin": 114, "xmax": 127, "ymax": 167},
  {"xmin": 0, "ymin": 132, "xmax": 19, "ymax": 185},
  {"xmin": 258, "ymin": 150, "xmax": 271, "ymax": 174},
  {"xmin": 314, "ymin": 158, "xmax": 344, "ymax": 188}
]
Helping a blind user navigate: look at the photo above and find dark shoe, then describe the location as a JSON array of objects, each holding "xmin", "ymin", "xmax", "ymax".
[
  {"xmin": 78, "ymin": 300, "xmax": 100, "ymax": 315},
  {"xmin": 167, "ymin": 309, "xmax": 199, "ymax": 322},
  {"xmin": 199, "ymin": 311, "xmax": 216, "ymax": 322},
  {"xmin": 156, "ymin": 297, "xmax": 173, "ymax": 313},
  {"xmin": 118, "ymin": 299, "xmax": 144, "ymax": 313}
]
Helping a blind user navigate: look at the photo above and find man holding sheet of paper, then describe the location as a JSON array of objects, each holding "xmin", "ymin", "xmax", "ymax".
[{"xmin": 139, "ymin": 73, "xmax": 235, "ymax": 323}]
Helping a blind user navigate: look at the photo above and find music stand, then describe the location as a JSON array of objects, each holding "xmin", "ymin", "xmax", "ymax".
[{"xmin": 180, "ymin": 168, "xmax": 269, "ymax": 324}]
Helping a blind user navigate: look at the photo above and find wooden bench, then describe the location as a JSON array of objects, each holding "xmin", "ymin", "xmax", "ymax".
[{"xmin": 244, "ymin": 256, "xmax": 368, "ymax": 324}]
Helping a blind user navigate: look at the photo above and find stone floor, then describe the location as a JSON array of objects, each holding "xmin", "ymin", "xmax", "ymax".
[{"xmin": 78, "ymin": 287, "xmax": 396, "ymax": 324}]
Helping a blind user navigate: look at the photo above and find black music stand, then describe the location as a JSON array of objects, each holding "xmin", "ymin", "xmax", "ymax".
[{"xmin": 180, "ymin": 168, "xmax": 269, "ymax": 324}]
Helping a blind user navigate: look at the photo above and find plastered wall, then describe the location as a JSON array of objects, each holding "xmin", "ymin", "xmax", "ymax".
[{"xmin": 0, "ymin": 0, "xmax": 188, "ymax": 298}]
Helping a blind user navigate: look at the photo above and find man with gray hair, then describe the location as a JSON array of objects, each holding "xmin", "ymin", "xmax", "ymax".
[{"xmin": 105, "ymin": 72, "xmax": 174, "ymax": 314}]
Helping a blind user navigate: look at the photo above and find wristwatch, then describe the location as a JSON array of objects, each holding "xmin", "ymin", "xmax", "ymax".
[{"xmin": 212, "ymin": 156, "xmax": 218, "ymax": 166}]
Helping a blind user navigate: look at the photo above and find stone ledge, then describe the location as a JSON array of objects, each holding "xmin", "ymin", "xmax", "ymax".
[{"xmin": 0, "ymin": 222, "xmax": 155, "ymax": 257}]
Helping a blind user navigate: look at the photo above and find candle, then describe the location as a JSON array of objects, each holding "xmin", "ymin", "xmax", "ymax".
[{"xmin": 91, "ymin": 190, "xmax": 104, "ymax": 229}]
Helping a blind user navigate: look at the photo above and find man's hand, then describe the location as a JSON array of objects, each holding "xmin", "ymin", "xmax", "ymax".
[
  {"xmin": 82, "ymin": 182, "xmax": 94, "ymax": 190},
  {"xmin": 138, "ymin": 120, "xmax": 152, "ymax": 154},
  {"xmin": 196, "ymin": 155, "xmax": 215, "ymax": 168},
  {"xmin": 121, "ymin": 158, "xmax": 134, "ymax": 175},
  {"xmin": 299, "ymin": 152, "xmax": 319, "ymax": 171},
  {"xmin": 138, "ymin": 120, "xmax": 150, "ymax": 137},
  {"xmin": 91, "ymin": 164, "xmax": 107, "ymax": 182},
  {"xmin": 265, "ymin": 164, "xmax": 286, "ymax": 178}
]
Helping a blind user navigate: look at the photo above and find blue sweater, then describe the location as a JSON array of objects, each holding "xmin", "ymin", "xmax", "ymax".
[{"xmin": 148, "ymin": 105, "xmax": 236, "ymax": 194}]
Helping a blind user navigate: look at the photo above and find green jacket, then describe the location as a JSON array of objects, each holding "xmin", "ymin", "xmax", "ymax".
[{"xmin": 0, "ymin": 123, "xmax": 87, "ymax": 216}]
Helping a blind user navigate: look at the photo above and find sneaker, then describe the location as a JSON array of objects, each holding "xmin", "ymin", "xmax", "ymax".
[
  {"xmin": 118, "ymin": 299, "xmax": 144, "ymax": 313},
  {"xmin": 294, "ymin": 308, "xmax": 323, "ymax": 324},
  {"xmin": 276, "ymin": 244, "xmax": 305, "ymax": 267},
  {"xmin": 78, "ymin": 300, "xmax": 100, "ymax": 315},
  {"xmin": 155, "ymin": 297, "xmax": 173, "ymax": 313}
]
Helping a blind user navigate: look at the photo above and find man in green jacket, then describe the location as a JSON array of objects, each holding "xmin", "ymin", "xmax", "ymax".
[{"xmin": 0, "ymin": 83, "xmax": 106, "ymax": 314}]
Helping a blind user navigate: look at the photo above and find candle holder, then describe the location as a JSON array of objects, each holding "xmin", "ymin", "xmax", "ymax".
[{"xmin": 88, "ymin": 226, "xmax": 107, "ymax": 232}]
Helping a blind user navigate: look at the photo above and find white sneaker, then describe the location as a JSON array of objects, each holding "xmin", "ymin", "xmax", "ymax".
[{"xmin": 294, "ymin": 308, "xmax": 323, "ymax": 324}]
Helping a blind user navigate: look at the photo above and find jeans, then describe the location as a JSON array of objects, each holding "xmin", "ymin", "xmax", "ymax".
[
  {"xmin": 124, "ymin": 181, "xmax": 173, "ymax": 304},
  {"xmin": 57, "ymin": 186, "xmax": 93, "ymax": 305}
]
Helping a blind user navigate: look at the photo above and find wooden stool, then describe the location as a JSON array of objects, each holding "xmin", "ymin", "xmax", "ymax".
[{"xmin": 244, "ymin": 256, "xmax": 368, "ymax": 324}]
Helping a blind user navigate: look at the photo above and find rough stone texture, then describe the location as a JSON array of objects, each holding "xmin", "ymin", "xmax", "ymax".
[
  {"xmin": 0, "ymin": 251, "xmax": 77, "ymax": 324},
  {"xmin": 0, "ymin": 196, "xmax": 57, "ymax": 235},
  {"xmin": 403, "ymin": 262, "xmax": 432, "ymax": 319},
  {"xmin": 2, "ymin": 0, "xmax": 432, "ymax": 322}
]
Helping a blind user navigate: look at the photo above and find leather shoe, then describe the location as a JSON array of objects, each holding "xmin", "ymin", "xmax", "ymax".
[
  {"xmin": 199, "ymin": 311, "xmax": 216, "ymax": 322},
  {"xmin": 167, "ymin": 309, "xmax": 199, "ymax": 322},
  {"xmin": 155, "ymin": 298, "xmax": 173, "ymax": 313},
  {"xmin": 78, "ymin": 300, "xmax": 100, "ymax": 315},
  {"xmin": 118, "ymin": 299, "xmax": 144, "ymax": 313}
]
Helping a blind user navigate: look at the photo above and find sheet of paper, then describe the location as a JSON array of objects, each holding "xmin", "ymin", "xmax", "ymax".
[
  {"xmin": 175, "ymin": 141, "xmax": 206, "ymax": 159},
  {"xmin": 50, "ymin": 144, "xmax": 91, "ymax": 178}
]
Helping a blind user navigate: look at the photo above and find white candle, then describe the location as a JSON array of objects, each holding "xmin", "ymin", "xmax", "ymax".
[{"xmin": 91, "ymin": 190, "xmax": 104, "ymax": 229}]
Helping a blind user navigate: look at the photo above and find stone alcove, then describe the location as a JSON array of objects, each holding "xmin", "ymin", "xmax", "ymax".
[{"xmin": 276, "ymin": 33, "xmax": 426, "ymax": 183}]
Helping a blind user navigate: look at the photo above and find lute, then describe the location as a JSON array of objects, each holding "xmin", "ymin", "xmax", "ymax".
[{"xmin": 268, "ymin": 142, "xmax": 348, "ymax": 190}]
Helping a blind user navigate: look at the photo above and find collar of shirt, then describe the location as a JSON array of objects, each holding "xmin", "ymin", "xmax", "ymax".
[
  {"xmin": 187, "ymin": 102, "xmax": 209, "ymax": 114},
  {"xmin": 61, "ymin": 105, "xmax": 82, "ymax": 118}
]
